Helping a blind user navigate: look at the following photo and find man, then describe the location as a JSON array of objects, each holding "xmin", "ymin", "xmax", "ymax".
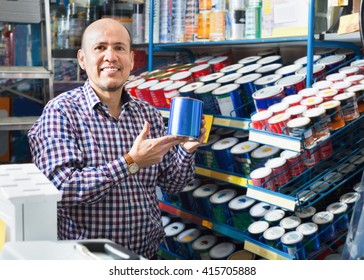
[{"xmin": 28, "ymin": 18, "xmax": 205, "ymax": 259}]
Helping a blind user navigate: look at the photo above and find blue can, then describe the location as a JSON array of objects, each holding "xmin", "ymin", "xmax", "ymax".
[
  {"xmin": 164, "ymin": 222, "xmax": 186, "ymax": 254},
  {"xmin": 196, "ymin": 134, "xmax": 221, "ymax": 168},
  {"xmin": 179, "ymin": 178, "xmax": 201, "ymax": 212},
  {"xmin": 235, "ymin": 73, "xmax": 262, "ymax": 112},
  {"xmin": 256, "ymin": 63, "xmax": 283, "ymax": 76},
  {"xmin": 254, "ymin": 74, "xmax": 283, "ymax": 90},
  {"xmin": 230, "ymin": 141, "xmax": 260, "ymax": 176},
  {"xmin": 209, "ymin": 188, "xmax": 237, "ymax": 225},
  {"xmin": 247, "ymin": 220, "xmax": 270, "ymax": 240},
  {"xmin": 194, "ymin": 83, "xmax": 221, "ymax": 115},
  {"xmin": 199, "ymin": 72, "xmax": 225, "ymax": 84},
  {"xmin": 176, "ymin": 228, "xmax": 201, "ymax": 259},
  {"xmin": 263, "ymin": 226, "xmax": 286, "ymax": 250},
  {"xmin": 220, "ymin": 63, "xmax": 244, "ymax": 75},
  {"xmin": 216, "ymin": 73, "xmax": 242, "ymax": 86},
  {"xmin": 168, "ymin": 97, "xmax": 203, "ymax": 140},
  {"xmin": 178, "ymin": 81, "xmax": 204, "ymax": 99},
  {"xmin": 192, "ymin": 234, "xmax": 218, "ymax": 260},
  {"xmin": 281, "ymin": 231, "xmax": 307, "ymax": 260},
  {"xmin": 228, "ymin": 195, "xmax": 256, "ymax": 230},
  {"xmin": 275, "ymin": 75, "xmax": 306, "ymax": 96},
  {"xmin": 327, "ymin": 202, "xmax": 350, "ymax": 233},
  {"xmin": 192, "ymin": 183, "xmax": 219, "ymax": 218},
  {"xmin": 257, "ymin": 55, "xmax": 282, "ymax": 65},
  {"xmin": 296, "ymin": 222, "xmax": 321, "ymax": 253},
  {"xmin": 237, "ymin": 63, "xmax": 262, "ymax": 75},
  {"xmin": 252, "ymin": 85, "xmax": 286, "ymax": 111},
  {"xmin": 211, "ymin": 137, "xmax": 239, "ymax": 172},
  {"xmin": 275, "ymin": 64, "xmax": 303, "ymax": 77},
  {"xmin": 212, "ymin": 83, "xmax": 246, "ymax": 117},
  {"xmin": 312, "ymin": 211, "xmax": 336, "ymax": 244}
]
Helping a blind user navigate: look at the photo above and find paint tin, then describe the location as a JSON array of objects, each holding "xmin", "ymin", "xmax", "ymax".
[
  {"xmin": 192, "ymin": 183, "xmax": 219, "ymax": 218},
  {"xmin": 194, "ymin": 56, "xmax": 214, "ymax": 65},
  {"xmin": 238, "ymin": 55, "xmax": 262, "ymax": 66},
  {"xmin": 331, "ymin": 81, "xmax": 352, "ymax": 94},
  {"xmin": 231, "ymin": 141, "xmax": 260, "ymax": 176},
  {"xmin": 255, "ymin": 63, "xmax": 283, "ymax": 76},
  {"xmin": 252, "ymin": 85, "xmax": 286, "ymax": 111},
  {"xmin": 327, "ymin": 202, "xmax": 350, "ymax": 232},
  {"xmin": 168, "ymin": 97, "xmax": 203, "ymax": 139},
  {"xmin": 163, "ymin": 81, "xmax": 186, "ymax": 108},
  {"xmin": 264, "ymin": 209, "xmax": 286, "ymax": 226},
  {"xmin": 209, "ymin": 188, "xmax": 237, "ymax": 225},
  {"xmin": 135, "ymin": 79, "xmax": 159, "ymax": 105},
  {"xmin": 220, "ymin": 63, "xmax": 244, "ymax": 75},
  {"xmin": 265, "ymin": 157, "xmax": 291, "ymax": 187},
  {"xmin": 268, "ymin": 112, "xmax": 291, "ymax": 134},
  {"xmin": 227, "ymin": 250, "xmax": 256, "ymax": 260},
  {"xmin": 209, "ymin": 242, "xmax": 236, "ymax": 260},
  {"xmin": 340, "ymin": 192, "xmax": 360, "ymax": 210},
  {"xmin": 324, "ymin": 172, "xmax": 343, "ymax": 186},
  {"xmin": 233, "ymin": 130, "xmax": 250, "ymax": 141},
  {"xmin": 286, "ymin": 117, "xmax": 315, "ymax": 148},
  {"xmin": 254, "ymin": 74, "xmax": 283, "ymax": 90},
  {"xmin": 125, "ymin": 78, "xmax": 146, "ymax": 97},
  {"xmin": 250, "ymin": 110, "xmax": 273, "ymax": 130},
  {"xmin": 326, "ymin": 73, "xmax": 346, "ymax": 83},
  {"xmin": 344, "ymin": 74, "xmax": 364, "ymax": 85},
  {"xmin": 216, "ymin": 73, "xmax": 242, "ymax": 86},
  {"xmin": 237, "ymin": 63, "xmax": 262, "ymax": 75},
  {"xmin": 250, "ymin": 167, "xmax": 275, "ymax": 191},
  {"xmin": 333, "ymin": 92, "xmax": 360, "ymax": 121},
  {"xmin": 263, "ymin": 226, "xmax": 285, "ymax": 250},
  {"xmin": 189, "ymin": 64, "xmax": 212, "ymax": 81},
  {"xmin": 282, "ymin": 94, "xmax": 303, "ymax": 107},
  {"xmin": 169, "ymin": 71, "xmax": 194, "ymax": 84},
  {"xmin": 194, "ymin": 83, "xmax": 221, "ymax": 115},
  {"xmin": 298, "ymin": 87, "xmax": 319, "ymax": 99},
  {"xmin": 268, "ymin": 102, "xmax": 289, "ymax": 115},
  {"xmin": 300, "ymin": 96, "xmax": 324, "ymax": 109},
  {"xmin": 245, "ymin": 6, "xmax": 261, "ymax": 39},
  {"xmin": 309, "ymin": 180, "xmax": 330, "ymax": 193},
  {"xmin": 347, "ymin": 84, "xmax": 364, "ymax": 113},
  {"xmin": 164, "ymin": 222, "xmax": 186, "ymax": 253},
  {"xmin": 317, "ymin": 54, "xmax": 346, "ymax": 71},
  {"xmin": 275, "ymin": 64, "xmax": 303, "ymax": 77},
  {"xmin": 296, "ymin": 222, "xmax": 320, "ymax": 253},
  {"xmin": 180, "ymin": 178, "xmax": 201, "ymax": 211},
  {"xmin": 279, "ymin": 216, "xmax": 301, "ymax": 232},
  {"xmin": 280, "ymin": 150, "xmax": 305, "ymax": 178},
  {"xmin": 302, "ymin": 107, "xmax": 330, "ymax": 140},
  {"xmin": 257, "ymin": 55, "xmax": 282, "ymax": 66},
  {"xmin": 312, "ymin": 80, "xmax": 333, "ymax": 91},
  {"xmin": 161, "ymin": 215, "xmax": 172, "ymax": 228},
  {"xmin": 212, "ymin": 83, "xmax": 245, "ymax": 117},
  {"xmin": 249, "ymin": 202, "xmax": 277, "ymax": 221},
  {"xmin": 196, "ymin": 134, "xmax": 221, "ymax": 168},
  {"xmin": 149, "ymin": 80, "xmax": 173, "ymax": 108},
  {"xmin": 302, "ymin": 146, "xmax": 320, "ymax": 168},
  {"xmin": 281, "ymin": 231, "xmax": 307, "ymax": 260},
  {"xmin": 179, "ymin": 81, "xmax": 204, "ymax": 98},
  {"xmin": 211, "ymin": 137, "xmax": 239, "ymax": 172},
  {"xmin": 248, "ymin": 220, "xmax": 270, "ymax": 239},
  {"xmin": 349, "ymin": 154, "xmax": 364, "ymax": 165},
  {"xmin": 208, "ymin": 56, "xmax": 230, "ymax": 72},
  {"xmin": 339, "ymin": 65, "xmax": 359, "ymax": 76},
  {"xmin": 285, "ymin": 105, "xmax": 307, "ymax": 119},
  {"xmin": 351, "ymin": 59, "xmax": 364, "ymax": 74},
  {"xmin": 296, "ymin": 64, "xmax": 326, "ymax": 81},
  {"xmin": 319, "ymin": 100, "xmax": 345, "ymax": 131},
  {"xmin": 197, "ymin": 10, "xmax": 210, "ymax": 39},
  {"xmin": 192, "ymin": 235, "xmax": 218, "ymax": 260},
  {"xmin": 296, "ymin": 190, "xmax": 317, "ymax": 207},
  {"xmin": 209, "ymin": 10, "xmax": 226, "ymax": 41},
  {"xmin": 294, "ymin": 55, "xmax": 321, "ymax": 66},
  {"xmin": 251, "ymin": 145, "xmax": 281, "ymax": 169},
  {"xmin": 275, "ymin": 75, "xmax": 306, "ymax": 96},
  {"xmin": 215, "ymin": 127, "xmax": 236, "ymax": 137},
  {"xmin": 315, "ymin": 47, "xmax": 337, "ymax": 57},
  {"xmin": 199, "ymin": 72, "xmax": 225, "ymax": 84},
  {"xmin": 176, "ymin": 228, "xmax": 202, "ymax": 259},
  {"xmin": 317, "ymin": 89, "xmax": 338, "ymax": 102},
  {"xmin": 235, "ymin": 73, "xmax": 262, "ymax": 109},
  {"xmin": 295, "ymin": 206, "xmax": 316, "ymax": 223},
  {"xmin": 312, "ymin": 211, "xmax": 336, "ymax": 243},
  {"xmin": 228, "ymin": 195, "xmax": 256, "ymax": 230}
]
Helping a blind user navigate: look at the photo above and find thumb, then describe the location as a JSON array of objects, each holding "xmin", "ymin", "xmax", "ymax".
[{"xmin": 138, "ymin": 121, "xmax": 150, "ymax": 141}]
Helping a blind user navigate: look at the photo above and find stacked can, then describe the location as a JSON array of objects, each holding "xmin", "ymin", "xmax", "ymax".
[
  {"xmin": 211, "ymin": 137, "xmax": 239, "ymax": 172},
  {"xmin": 179, "ymin": 178, "xmax": 201, "ymax": 211},
  {"xmin": 209, "ymin": 242, "xmax": 237, "ymax": 260},
  {"xmin": 228, "ymin": 194, "xmax": 256, "ymax": 230},
  {"xmin": 149, "ymin": 80, "xmax": 173, "ymax": 108},
  {"xmin": 212, "ymin": 83, "xmax": 246, "ymax": 117},
  {"xmin": 164, "ymin": 221, "xmax": 186, "ymax": 254},
  {"xmin": 192, "ymin": 234, "xmax": 218, "ymax": 259},
  {"xmin": 230, "ymin": 140, "xmax": 260, "ymax": 176},
  {"xmin": 184, "ymin": 0, "xmax": 199, "ymax": 41},
  {"xmin": 195, "ymin": 134, "xmax": 221, "ymax": 168},
  {"xmin": 192, "ymin": 183, "xmax": 219, "ymax": 218},
  {"xmin": 163, "ymin": 81, "xmax": 186, "ymax": 108},
  {"xmin": 194, "ymin": 83, "xmax": 221, "ymax": 115},
  {"xmin": 209, "ymin": 188, "xmax": 237, "ymax": 225},
  {"xmin": 135, "ymin": 79, "xmax": 159, "ymax": 106},
  {"xmin": 172, "ymin": 0, "xmax": 187, "ymax": 42},
  {"xmin": 263, "ymin": 226, "xmax": 286, "ymax": 250},
  {"xmin": 176, "ymin": 228, "xmax": 201, "ymax": 259},
  {"xmin": 179, "ymin": 81, "xmax": 204, "ymax": 98}
]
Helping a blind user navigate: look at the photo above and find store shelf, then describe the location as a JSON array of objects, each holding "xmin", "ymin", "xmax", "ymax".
[
  {"xmin": 0, "ymin": 66, "xmax": 52, "ymax": 79},
  {"xmin": 196, "ymin": 166, "xmax": 251, "ymax": 187},
  {"xmin": 0, "ymin": 116, "xmax": 38, "ymax": 131}
]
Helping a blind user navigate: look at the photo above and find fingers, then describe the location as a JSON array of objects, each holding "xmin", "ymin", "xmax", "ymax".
[{"xmin": 137, "ymin": 121, "xmax": 150, "ymax": 141}]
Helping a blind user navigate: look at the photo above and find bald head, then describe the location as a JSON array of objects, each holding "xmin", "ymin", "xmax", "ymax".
[{"xmin": 81, "ymin": 18, "xmax": 132, "ymax": 50}]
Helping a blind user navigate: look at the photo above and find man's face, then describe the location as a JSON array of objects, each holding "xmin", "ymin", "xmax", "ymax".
[{"xmin": 78, "ymin": 20, "xmax": 134, "ymax": 95}]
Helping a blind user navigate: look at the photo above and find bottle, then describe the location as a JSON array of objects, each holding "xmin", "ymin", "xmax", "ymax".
[
  {"xmin": 132, "ymin": 3, "xmax": 144, "ymax": 44},
  {"xmin": 341, "ymin": 171, "xmax": 364, "ymax": 260}
]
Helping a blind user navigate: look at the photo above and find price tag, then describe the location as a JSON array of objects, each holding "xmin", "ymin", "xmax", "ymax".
[
  {"xmin": 202, "ymin": 114, "xmax": 214, "ymax": 144},
  {"xmin": 202, "ymin": 220, "xmax": 213, "ymax": 229}
]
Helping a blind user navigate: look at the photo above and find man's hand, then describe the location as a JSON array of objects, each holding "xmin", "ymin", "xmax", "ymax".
[{"xmin": 180, "ymin": 116, "xmax": 207, "ymax": 153}]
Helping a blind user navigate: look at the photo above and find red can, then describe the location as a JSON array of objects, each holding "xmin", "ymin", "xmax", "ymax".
[
  {"xmin": 149, "ymin": 80, "xmax": 173, "ymax": 108},
  {"xmin": 124, "ymin": 78, "xmax": 146, "ymax": 97},
  {"xmin": 251, "ymin": 110, "xmax": 273, "ymax": 130},
  {"xmin": 169, "ymin": 71, "xmax": 195, "ymax": 84},
  {"xmin": 190, "ymin": 64, "xmax": 212, "ymax": 81},
  {"xmin": 317, "ymin": 89, "xmax": 338, "ymax": 102},
  {"xmin": 280, "ymin": 150, "xmax": 305, "ymax": 178},
  {"xmin": 300, "ymin": 96, "xmax": 324, "ymax": 109},
  {"xmin": 250, "ymin": 167, "xmax": 276, "ymax": 191},
  {"xmin": 326, "ymin": 73, "xmax": 346, "ymax": 83},
  {"xmin": 282, "ymin": 94, "xmax": 303, "ymax": 107},
  {"xmin": 194, "ymin": 56, "xmax": 214, "ymax": 65},
  {"xmin": 344, "ymin": 74, "xmax": 364, "ymax": 85},
  {"xmin": 317, "ymin": 137, "xmax": 333, "ymax": 160},
  {"xmin": 285, "ymin": 105, "xmax": 307, "ymax": 119},
  {"xmin": 163, "ymin": 81, "xmax": 187, "ymax": 108},
  {"xmin": 135, "ymin": 80, "xmax": 159, "ymax": 105},
  {"xmin": 268, "ymin": 112, "xmax": 291, "ymax": 134},
  {"xmin": 208, "ymin": 56, "xmax": 230, "ymax": 72},
  {"xmin": 303, "ymin": 145, "xmax": 320, "ymax": 168},
  {"xmin": 298, "ymin": 88, "xmax": 319, "ymax": 99},
  {"xmin": 265, "ymin": 157, "xmax": 290, "ymax": 187},
  {"xmin": 331, "ymin": 81, "xmax": 352, "ymax": 94},
  {"xmin": 339, "ymin": 66, "xmax": 359, "ymax": 76}
]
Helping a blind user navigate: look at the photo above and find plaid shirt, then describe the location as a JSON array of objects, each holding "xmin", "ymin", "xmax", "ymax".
[{"xmin": 28, "ymin": 80, "xmax": 195, "ymax": 259}]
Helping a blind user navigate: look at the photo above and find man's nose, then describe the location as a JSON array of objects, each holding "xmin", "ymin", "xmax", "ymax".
[{"xmin": 104, "ymin": 47, "xmax": 117, "ymax": 61}]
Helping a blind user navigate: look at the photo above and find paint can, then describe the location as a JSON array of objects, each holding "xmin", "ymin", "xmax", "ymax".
[
  {"xmin": 199, "ymin": 72, "xmax": 225, "ymax": 84},
  {"xmin": 347, "ymin": 84, "xmax": 364, "ymax": 113},
  {"xmin": 327, "ymin": 202, "xmax": 350, "ymax": 232},
  {"xmin": 333, "ymin": 92, "xmax": 360, "ymax": 122},
  {"xmin": 176, "ymin": 228, "xmax": 202, "ymax": 259},
  {"xmin": 163, "ymin": 81, "xmax": 186, "ymax": 108},
  {"xmin": 319, "ymin": 100, "xmax": 345, "ymax": 131},
  {"xmin": 179, "ymin": 81, "xmax": 204, "ymax": 98},
  {"xmin": 251, "ymin": 145, "xmax": 281, "ymax": 169},
  {"xmin": 220, "ymin": 63, "xmax": 244, "ymax": 75},
  {"xmin": 317, "ymin": 89, "xmax": 338, "ymax": 102},
  {"xmin": 344, "ymin": 74, "xmax": 364, "ymax": 85},
  {"xmin": 125, "ymin": 78, "xmax": 146, "ymax": 97},
  {"xmin": 264, "ymin": 209, "xmax": 286, "ymax": 226},
  {"xmin": 194, "ymin": 56, "xmax": 214, "ymax": 65},
  {"xmin": 192, "ymin": 234, "xmax": 218, "ymax": 260},
  {"xmin": 179, "ymin": 178, "xmax": 201, "ymax": 211},
  {"xmin": 237, "ymin": 63, "xmax": 262, "ymax": 75},
  {"xmin": 294, "ymin": 206, "xmax": 316, "ymax": 223},
  {"xmin": 280, "ymin": 150, "xmax": 305, "ymax": 178},
  {"xmin": 254, "ymin": 74, "xmax": 283, "ymax": 90},
  {"xmin": 282, "ymin": 94, "xmax": 303, "ymax": 107},
  {"xmin": 209, "ymin": 188, "xmax": 237, "ymax": 225},
  {"xmin": 312, "ymin": 211, "xmax": 336, "ymax": 243},
  {"xmin": 209, "ymin": 242, "xmax": 237, "ymax": 260},
  {"xmin": 194, "ymin": 82, "xmax": 221, "ymax": 115},
  {"xmin": 164, "ymin": 222, "xmax": 186, "ymax": 253},
  {"xmin": 285, "ymin": 105, "xmax": 308, "ymax": 119},
  {"xmin": 317, "ymin": 54, "xmax": 346, "ymax": 71},
  {"xmin": 169, "ymin": 71, "xmax": 194, "ymax": 84},
  {"xmin": 212, "ymin": 83, "xmax": 245, "ymax": 117},
  {"xmin": 279, "ymin": 216, "xmax": 301, "ymax": 232},
  {"xmin": 211, "ymin": 137, "xmax": 239, "ymax": 172},
  {"xmin": 196, "ymin": 134, "xmax": 221, "ymax": 168},
  {"xmin": 257, "ymin": 55, "xmax": 282, "ymax": 66},
  {"xmin": 296, "ymin": 222, "xmax": 320, "ymax": 253},
  {"xmin": 263, "ymin": 226, "xmax": 286, "ymax": 250},
  {"xmin": 302, "ymin": 107, "xmax": 330, "ymax": 140},
  {"xmin": 189, "ymin": 64, "xmax": 212, "ymax": 81},
  {"xmin": 149, "ymin": 80, "xmax": 173, "ymax": 108},
  {"xmin": 267, "ymin": 112, "xmax": 291, "ymax": 134},
  {"xmin": 296, "ymin": 64, "xmax": 326, "ymax": 81},
  {"xmin": 230, "ymin": 141, "xmax": 260, "ymax": 176},
  {"xmin": 300, "ymin": 96, "xmax": 324, "ymax": 109},
  {"xmin": 238, "ymin": 55, "xmax": 261, "ymax": 65},
  {"xmin": 294, "ymin": 55, "xmax": 321, "ymax": 66},
  {"xmin": 275, "ymin": 64, "xmax": 303, "ymax": 77},
  {"xmin": 250, "ymin": 167, "xmax": 275, "ymax": 191},
  {"xmin": 298, "ymin": 87, "xmax": 319, "ymax": 99},
  {"xmin": 208, "ymin": 56, "xmax": 230, "ymax": 72},
  {"xmin": 286, "ymin": 117, "xmax": 315, "ymax": 148},
  {"xmin": 216, "ymin": 73, "xmax": 242, "ymax": 86},
  {"xmin": 331, "ymin": 81, "xmax": 352, "ymax": 94},
  {"xmin": 265, "ymin": 157, "xmax": 291, "ymax": 187},
  {"xmin": 275, "ymin": 74, "xmax": 306, "ymax": 96},
  {"xmin": 135, "ymin": 79, "xmax": 159, "ymax": 105},
  {"xmin": 280, "ymin": 231, "xmax": 307, "ymax": 260},
  {"xmin": 168, "ymin": 97, "xmax": 203, "ymax": 139},
  {"xmin": 326, "ymin": 73, "xmax": 346, "ymax": 83},
  {"xmin": 228, "ymin": 195, "xmax": 256, "ymax": 230},
  {"xmin": 255, "ymin": 63, "xmax": 282, "ymax": 76},
  {"xmin": 268, "ymin": 102, "xmax": 289, "ymax": 115},
  {"xmin": 227, "ymin": 250, "xmax": 256, "ymax": 260},
  {"xmin": 235, "ymin": 73, "xmax": 262, "ymax": 111},
  {"xmin": 250, "ymin": 110, "xmax": 273, "ymax": 130},
  {"xmin": 312, "ymin": 80, "xmax": 333, "ymax": 91},
  {"xmin": 247, "ymin": 220, "xmax": 269, "ymax": 240},
  {"xmin": 252, "ymin": 85, "xmax": 286, "ymax": 111},
  {"xmin": 192, "ymin": 183, "xmax": 219, "ymax": 218}
]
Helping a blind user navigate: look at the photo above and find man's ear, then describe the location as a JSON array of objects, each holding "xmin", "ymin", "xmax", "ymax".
[{"xmin": 77, "ymin": 49, "xmax": 85, "ymax": 70}]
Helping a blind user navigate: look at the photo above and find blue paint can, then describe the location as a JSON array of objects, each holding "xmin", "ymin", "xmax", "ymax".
[
  {"xmin": 312, "ymin": 211, "xmax": 336, "ymax": 243},
  {"xmin": 194, "ymin": 83, "xmax": 221, "ymax": 115},
  {"xmin": 281, "ymin": 231, "xmax": 307, "ymax": 260},
  {"xmin": 279, "ymin": 216, "xmax": 302, "ymax": 232},
  {"xmin": 164, "ymin": 222, "xmax": 186, "ymax": 254},
  {"xmin": 176, "ymin": 228, "xmax": 202, "ymax": 259},
  {"xmin": 275, "ymin": 74, "xmax": 306, "ymax": 96},
  {"xmin": 254, "ymin": 74, "xmax": 283, "ymax": 90},
  {"xmin": 293, "ymin": 55, "xmax": 321, "ymax": 66},
  {"xmin": 296, "ymin": 222, "xmax": 321, "ymax": 253},
  {"xmin": 233, "ymin": 130, "xmax": 250, "ymax": 141},
  {"xmin": 264, "ymin": 209, "xmax": 286, "ymax": 227},
  {"xmin": 178, "ymin": 81, "xmax": 204, "ymax": 99},
  {"xmin": 192, "ymin": 183, "xmax": 219, "ymax": 218},
  {"xmin": 228, "ymin": 194, "xmax": 256, "ymax": 230},
  {"xmin": 247, "ymin": 220, "xmax": 270, "ymax": 240},
  {"xmin": 211, "ymin": 137, "xmax": 239, "ymax": 172},
  {"xmin": 215, "ymin": 73, "xmax": 242, "ymax": 86},
  {"xmin": 263, "ymin": 226, "xmax": 286, "ymax": 250},
  {"xmin": 192, "ymin": 234, "xmax": 218, "ymax": 260},
  {"xmin": 209, "ymin": 188, "xmax": 237, "ymax": 225},
  {"xmin": 252, "ymin": 85, "xmax": 286, "ymax": 111},
  {"xmin": 199, "ymin": 72, "xmax": 225, "ymax": 84},
  {"xmin": 249, "ymin": 201, "xmax": 277, "ymax": 221},
  {"xmin": 230, "ymin": 140, "xmax": 260, "ymax": 176},
  {"xmin": 179, "ymin": 178, "xmax": 201, "ymax": 212},
  {"xmin": 215, "ymin": 127, "xmax": 236, "ymax": 137},
  {"xmin": 235, "ymin": 73, "xmax": 262, "ymax": 112},
  {"xmin": 316, "ymin": 54, "xmax": 346, "ymax": 71},
  {"xmin": 168, "ymin": 97, "xmax": 203, "ymax": 140},
  {"xmin": 275, "ymin": 64, "xmax": 303, "ymax": 77},
  {"xmin": 255, "ymin": 63, "xmax": 283, "ymax": 76},
  {"xmin": 257, "ymin": 55, "xmax": 282, "ymax": 65},
  {"xmin": 327, "ymin": 202, "xmax": 350, "ymax": 233},
  {"xmin": 294, "ymin": 206, "xmax": 316, "ymax": 223},
  {"xmin": 196, "ymin": 134, "xmax": 221, "ymax": 168},
  {"xmin": 212, "ymin": 83, "xmax": 246, "ymax": 117},
  {"xmin": 238, "ymin": 55, "xmax": 262, "ymax": 65},
  {"xmin": 220, "ymin": 63, "xmax": 244, "ymax": 74}
]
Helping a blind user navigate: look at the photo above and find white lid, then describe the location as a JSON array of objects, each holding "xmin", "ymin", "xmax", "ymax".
[
  {"xmin": 230, "ymin": 141, "xmax": 259, "ymax": 155},
  {"xmin": 212, "ymin": 83, "xmax": 240, "ymax": 95},
  {"xmin": 254, "ymin": 74, "xmax": 282, "ymax": 86},
  {"xmin": 351, "ymin": 59, "xmax": 364, "ymax": 66},
  {"xmin": 339, "ymin": 66, "xmax": 359, "ymax": 75},
  {"xmin": 327, "ymin": 202, "xmax": 348, "ymax": 215},
  {"xmin": 318, "ymin": 88, "xmax": 338, "ymax": 98},
  {"xmin": 220, "ymin": 63, "xmax": 243, "ymax": 73},
  {"xmin": 285, "ymin": 105, "xmax": 307, "ymax": 116},
  {"xmin": 301, "ymin": 97, "xmax": 324, "ymax": 108},
  {"xmin": 249, "ymin": 202, "xmax": 276, "ymax": 217},
  {"xmin": 294, "ymin": 206, "xmax": 316, "ymax": 219},
  {"xmin": 235, "ymin": 73, "xmax": 262, "ymax": 84},
  {"xmin": 179, "ymin": 82, "xmax": 204, "ymax": 93},
  {"xmin": 190, "ymin": 63, "xmax": 211, "ymax": 73},
  {"xmin": 176, "ymin": 228, "xmax": 201, "ymax": 243},
  {"xmin": 298, "ymin": 87, "xmax": 319, "ymax": 97},
  {"xmin": 257, "ymin": 55, "xmax": 282, "ymax": 65},
  {"xmin": 209, "ymin": 242, "xmax": 236, "ymax": 259},
  {"xmin": 192, "ymin": 235, "xmax": 218, "ymax": 250},
  {"xmin": 169, "ymin": 71, "xmax": 193, "ymax": 81},
  {"xmin": 182, "ymin": 178, "xmax": 201, "ymax": 192},
  {"xmin": 268, "ymin": 113, "xmax": 291, "ymax": 124},
  {"xmin": 251, "ymin": 110, "xmax": 273, "ymax": 121},
  {"xmin": 194, "ymin": 82, "xmax": 221, "ymax": 94},
  {"xmin": 263, "ymin": 226, "xmax": 286, "ymax": 240},
  {"xmin": 347, "ymin": 83, "xmax": 364, "ymax": 92},
  {"xmin": 149, "ymin": 80, "xmax": 174, "ymax": 91},
  {"xmin": 340, "ymin": 192, "xmax": 360, "ymax": 204},
  {"xmin": 250, "ymin": 167, "xmax": 272, "ymax": 179},
  {"xmin": 319, "ymin": 100, "xmax": 341, "ymax": 110},
  {"xmin": 337, "ymin": 163, "xmax": 356, "ymax": 174},
  {"xmin": 312, "ymin": 211, "xmax": 334, "ymax": 224},
  {"xmin": 309, "ymin": 181, "xmax": 330, "ymax": 192},
  {"xmin": 164, "ymin": 222, "xmax": 186, "ymax": 236},
  {"xmin": 228, "ymin": 195, "xmax": 256, "ymax": 211},
  {"xmin": 317, "ymin": 54, "xmax": 346, "ymax": 65},
  {"xmin": 199, "ymin": 73, "xmax": 225, "ymax": 83},
  {"xmin": 211, "ymin": 137, "xmax": 239, "ymax": 150},
  {"xmin": 255, "ymin": 63, "xmax": 282, "ymax": 74},
  {"xmin": 164, "ymin": 81, "xmax": 187, "ymax": 92},
  {"xmin": 251, "ymin": 145, "xmax": 281, "ymax": 159},
  {"xmin": 268, "ymin": 102, "xmax": 289, "ymax": 113},
  {"xmin": 296, "ymin": 222, "xmax": 318, "ymax": 236},
  {"xmin": 265, "ymin": 157, "xmax": 287, "ymax": 169},
  {"xmin": 161, "ymin": 216, "xmax": 171, "ymax": 227},
  {"xmin": 208, "ymin": 56, "xmax": 229, "ymax": 65},
  {"xmin": 326, "ymin": 73, "xmax": 346, "ymax": 82},
  {"xmin": 238, "ymin": 56, "xmax": 262, "ymax": 65},
  {"xmin": 280, "ymin": 150, "xmax": 301, "ymax": 160},
  {"xmin": 264, "ymin": 209, "xmax": 286, "ymax": 222},
  {"xmin": 279, "ymin": 216, "xmax": 301, "ymax": 229},
  {"xmin": 296, "ymin": 64, "xmax": 325, "ymax": 75},
  {"xmin": 137, "ymin": 79, "xmax": 159, "ymax": 89},
  {"xmin": 345, "ymin": 75, "xmax": 364, "ymax": 84},
  {"xmin": 294, "ymin": 55, "xmax": 321, "ymax": 65},
  {"xmin": 209, "ymin": 189, "xmax": 237, "ymax": 204},
  {"xmin": 312, "ymin": 80, "xmax": 333, "ymax": 90},
  {"xmin": 331, "ymin": 81, "xmax": 352, "ymax": 90},
  {"xmin": 286, "ymin": 117, "xmax": 311, "ymax": 129},
  {"xmin": 237, "ymin": 63, "xmax": 262, "ymax": 74},
  {"xmin": 275, "ymin": 64, "xmax": 303, "ymax": 75},
  {"xmin": 216, "ymin": 73, "xmax": 242, "ymax": 84},
  {"xmin": 193, "ymin": 184, "xmax": 219, "ymax": 198},
  {"xmin": 125, "ymin": 78, "xmax": 146, "ymax": 89},
  {"xmin": 282, "ymin": 94, "xmax": 303, "ymax": 105},
  {"xmin": 281, "ymin": 231, "xmax": 304, "ymax": 245},
  {"xmin": 252, "ymin": 86, "xmax": 284, "ymax": 99},
  {"xmin": 333, "ymin": 92, "xmax": 355, "ymax": 101},
  {"xmin": 302, "ymin": 107, "xmax": 325, "ymax": 118},
  {"xmin": 248, "ymin": 220, "xmax": 270, "ymax": 234}
]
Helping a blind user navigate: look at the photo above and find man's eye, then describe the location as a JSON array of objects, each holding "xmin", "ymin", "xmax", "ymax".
[{"xmin": 95, "ymin": 46, "xmax": 105, "ymax": 50}]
